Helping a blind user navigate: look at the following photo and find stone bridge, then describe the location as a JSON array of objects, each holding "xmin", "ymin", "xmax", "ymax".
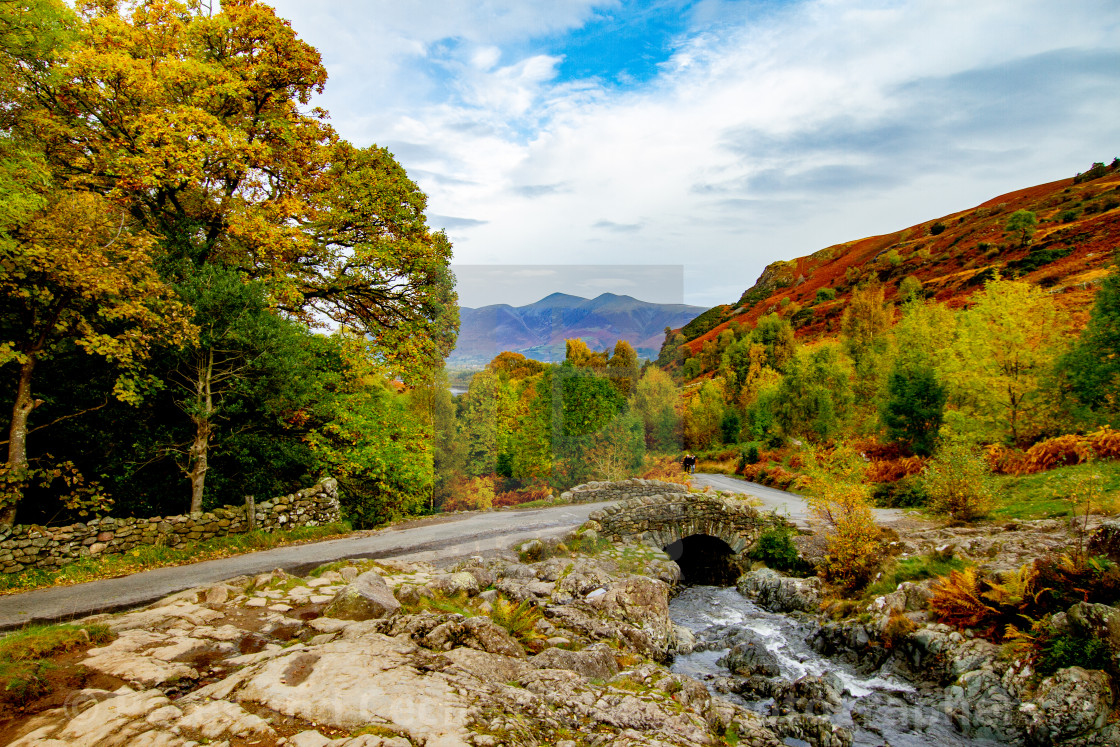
[{"xmin": 586, "ymin": 490, "xmax": 785, "ymax": 583}]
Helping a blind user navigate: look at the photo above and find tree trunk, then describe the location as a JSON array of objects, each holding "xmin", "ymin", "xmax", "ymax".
[
  {"xmin": 2, "ymin": 357, "xmax": 39, "ymax": 527},
  {"xmin": 187, "ymin": 350, "xmax": 215, "ymax": 514}
]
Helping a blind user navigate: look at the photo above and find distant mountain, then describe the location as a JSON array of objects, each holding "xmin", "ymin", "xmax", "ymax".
[{"xmin": 449, "ymin": 292, "xmax": 705, "ymax": 366}]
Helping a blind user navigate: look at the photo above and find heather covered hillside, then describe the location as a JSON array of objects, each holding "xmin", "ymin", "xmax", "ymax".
[{"xmin": 665, "ymin": 160, "xmax": 1120, "ymax": 358}]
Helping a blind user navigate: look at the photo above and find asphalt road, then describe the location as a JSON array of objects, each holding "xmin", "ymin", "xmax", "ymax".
[
  {"xmin": 691, "ymin": 472, "xmax": 909, "ymax": 527},
  {"xmin": 0, "ymin": 475, "xmax": 909, "ymax": 630},
  {"xmin": 0, "ymin": 501, "xmax": 612, "ymax": 631}
]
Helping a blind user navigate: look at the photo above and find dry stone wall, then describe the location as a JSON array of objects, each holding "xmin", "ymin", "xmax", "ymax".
[
  {"xmin": 561, "ymin": 478, "xmax": 691, "ymax": 504},
  {"xmin": 587, "ymin": 491, "xmax": 773, "ymax": 554},
  {"xmin": 0, "ymin": 479, "xmax": 341, "ymax": 575}
]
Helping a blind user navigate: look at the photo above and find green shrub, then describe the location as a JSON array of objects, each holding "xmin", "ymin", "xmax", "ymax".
[
  {"xmin": 815, "ymin": 288, "xmax": 836, "ymax": 303},
  {"xmin": 929, "ymin": 221, "xmax": 947, "ymax": 235},
  {"xmin": 1059, "ymin": 209, "xmax": 1080, "ymax": 223},
  {"xmin": 920, "ymin": 439, "xmax": 994, "ymax": 521},
  {"xmin": 750, "ymin": 526, "xmax": 807, "ymax": 573},
  {"xmin": 871, "ymin": 475, "xmax": 929, "ymax": 508},
  {"xmin": 1038, "ymin": 630, "xmax": 1111, "ymax": 675}
]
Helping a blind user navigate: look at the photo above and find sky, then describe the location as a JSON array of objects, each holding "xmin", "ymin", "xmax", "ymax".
[{"xmin": 267, "ymin": 0, "xmax": 1120, "ymax": 308}]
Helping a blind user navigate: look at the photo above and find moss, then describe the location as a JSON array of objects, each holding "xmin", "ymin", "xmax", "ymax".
[{"xmin": 0, "ymin": 623, "xmax": 115, "ymax": 706}]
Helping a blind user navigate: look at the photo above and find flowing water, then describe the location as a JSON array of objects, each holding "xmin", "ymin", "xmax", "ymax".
[{"xmin": 669, "ymin": 585, "xmax": 1006, "ymax": 747}]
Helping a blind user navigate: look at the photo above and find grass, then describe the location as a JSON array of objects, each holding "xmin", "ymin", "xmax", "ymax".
[
  {"xmin": 0, "ymin": 521, "xmax": 352, "ymax": 596},
  {"xmin": 862, "ymin": 553, "xmax": 971, "ymax": 600},
  {"xmin": 0, "ymin": 623, "xmax": 113, "ymax": 706},
  {"xmin": 991, "ymin": 460, "xmax": 1120, "ymax": 521}
]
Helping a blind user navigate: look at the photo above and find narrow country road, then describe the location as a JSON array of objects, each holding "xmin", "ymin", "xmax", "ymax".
[
  {"xmin": 691, "ymin": 472, "xmax": 910, "ymax": 527},
  {"xmin": 0, "ymin": 501, "xmax": 613, "ymax": 631}
]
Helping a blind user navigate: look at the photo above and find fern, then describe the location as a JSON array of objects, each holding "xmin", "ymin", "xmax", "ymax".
[
  {"xmin": 490, "ymin": 599, "xmax": 545, "ymax": 647},
  {"xmin": 982, "ymin": 564, "xmax": 1047, "ymax": 610},
  {"xmin": 929, "ymin": 567, "xmax": 999, "ymax": 631}
]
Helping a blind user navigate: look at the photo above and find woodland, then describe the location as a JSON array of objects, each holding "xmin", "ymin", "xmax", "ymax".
[
  {"xmin": 0, "ymin": 0, "xmax": 457, "ymax": 529},
  {"xmin": 1, "ymin": 0, "xmax": 1119, "ymax": 545}
]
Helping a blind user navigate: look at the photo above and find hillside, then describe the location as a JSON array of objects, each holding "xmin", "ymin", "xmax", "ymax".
[
  {"xmin": 450, "ymin": 292, "xmax": 705, "ymax": 366},
  {"xmin": 667, "ymin": 160, "xmax": 1120, "ymax": 356}
]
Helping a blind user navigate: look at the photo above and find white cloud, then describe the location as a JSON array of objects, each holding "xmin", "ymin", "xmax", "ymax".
[{"xmin": 269, "ymin": 0, "xmax": 1120, "ymax": 307}]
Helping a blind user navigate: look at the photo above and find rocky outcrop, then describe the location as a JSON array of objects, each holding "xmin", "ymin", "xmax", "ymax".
[
  {"xmin": 0, "ymin": 479, "xmax": 341, "ymax": 574},
  {"xmin": 3, "ymin": 539, "xmax": 787, "ymax": 747},
  {"xmin": 1023, "ymin": 666, "xmax": 1114, "ymax": 745},
  {"xmin": 718, "ymin": 634, "xmax": 781, "ymax": 677},
  {"xmin": 736, "ymin": 567, "xmax": 822, "ymax": 613},
  {"xmin": 1087, "ymin": 517, "xmax": 1120, "ymax": 562}
]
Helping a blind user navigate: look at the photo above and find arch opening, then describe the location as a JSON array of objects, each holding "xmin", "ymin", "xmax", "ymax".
[{"xmin": 664, "ymin": 534, "xmax": 742, "ymax": 585}]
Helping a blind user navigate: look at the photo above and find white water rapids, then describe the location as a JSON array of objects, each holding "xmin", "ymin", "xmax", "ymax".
[{"xmin": 668, "ymin": 585, "xmax": 1008, "ymax": 747}]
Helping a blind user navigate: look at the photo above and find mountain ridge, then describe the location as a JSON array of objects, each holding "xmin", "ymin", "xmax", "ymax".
[{"xmin": 450, "ymin": 292, "xmax": 705, "ymax": 366}]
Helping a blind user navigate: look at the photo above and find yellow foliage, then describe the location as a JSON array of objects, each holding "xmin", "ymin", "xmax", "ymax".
[
  {"xmin": 803, "ymin": 445, "xmax": 883, "ymax": 592},
  {"xmin": 443, "ymin": 476, "xmax": 495, "ymax": 512},
  {"xmin": 922, "ymin": 438, "xmax": 993, "ymax": 521},
  {"xmin": 982, "ymin": 564, "xmax": 1046, "ymax": 609}
]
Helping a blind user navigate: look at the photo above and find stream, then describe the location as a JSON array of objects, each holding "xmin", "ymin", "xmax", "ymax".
[{"xmin": 668, "ymin": 585, "xmax": 1006, "ymax": 747}]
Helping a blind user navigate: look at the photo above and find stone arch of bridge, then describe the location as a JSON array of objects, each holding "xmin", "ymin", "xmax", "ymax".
[{"xmin": 588, "ymin": 492, "xmax": 769, "ymax": 584}]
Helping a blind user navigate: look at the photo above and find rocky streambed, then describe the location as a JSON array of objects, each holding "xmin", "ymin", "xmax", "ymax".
[
  {"xmin": 665, "ymin": 515, "xmax": 1120, "ymax": 747},
  {"xmin": 3, "ymin": 515, "xmax": 1118, "ymax": 747},
  {"xmin": 669, "ymin": 584, "xmax": 1004, "ymax": 747}
]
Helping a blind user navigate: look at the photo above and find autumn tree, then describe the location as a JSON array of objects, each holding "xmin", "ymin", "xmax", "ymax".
[
  {"xmin": 802, "ymin": 445, "xmax": 882, "ymax": 591},
  {"xmin": 840, "ymin": 281, "xmax": 894, "ymax": 430},
  {"xmin": 684, "ymin": 380, "xmax": 725, "ymax": 449},
  {"xmin": 1006, "ymin": 210, "xmax": 1038, "ymax": 248},
  {"xmin": 773, "ymin": 343, "xmax": 853, "ymax": 442},
  {"xmin": 459, "ymin": 369, "xmax": 502, "ymax": 477},
  {"xmin": 565, "ymin": 338, "xmax": 608, "ymax": 368},
  {"xmin": 946, "ymin": 278, "xmax": 1070, "ymax": 444},
  {"xmin": 607, "ymin": 339, "xmax": 639, "ymax": 397},
  {"xmin": 632, "ymin": 367, "xmax": 680, "ymax": 452},
  {"xmin": 0, "ymin": 192, "xmax": 192, "ymax": 525},
  {"xmin": 508, "ymin": 370, "xmax": 555, "ymax": 485},
  {"xmin": 753, "ymin": 313, "xmax": 796, "ymax": 371},
  {"xmin": 586, "ymin": 413, "xmax": 644, "ymax": 481},
  {"xmin": 4, "ymin": 0, "xmax": 458, "ymax": 512},
  {"xmin": 305, "ymin": 335, "xmax": 432, "ymax": 528},
  {"xmin": 555, "ymin": 364, "xmax": 625, "ymax": 484}
]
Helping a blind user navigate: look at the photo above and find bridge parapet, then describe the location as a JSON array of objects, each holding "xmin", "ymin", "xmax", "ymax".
[
  {"xmin": 561, "ymin": 478, "xmax": 690, "ymax": 504},
  {"xmin": 587, "ymin": 491, "xmax": 774, "ymax": 555}
]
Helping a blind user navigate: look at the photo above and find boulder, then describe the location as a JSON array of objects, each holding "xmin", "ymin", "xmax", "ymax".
[
  {"xmin": 718, "ymin": 634, "xmax": 781, "ymax": 678},
  {"xmin": 323, "ymin": 571, "xmax": 400, "ymax": 621},
  {"xmin": 1023, "ymin": 666, "xmax": 1114, "ymax": 745},
  {"xmin": 421, "ymin": 616, "xmax": 525, "ymax": 658},
  {"xmin": 531, "ymin": 643, "xmax": 619, "ymax": 680},
  {"xmin": 583, "ymin": 575, "xmax": 672, "ymax": 653},
  {"xmin": 429, "ymin": 571, "xmax": 480, "ymax": 597},
  {"xmin": 670, "ymin": 624, "xmax": 697, "ymax": 655},
  {"xmin": 770, "ymin": 674, "xmax": 844, "ymax": 715},
  {"xmin": 1065, "ymin": 602, "xmax": 1120, "ymax": 654},
  {"xmin": 1087, "ymin": 518, "xmax": 1120, "ymax": 562},
  {"xmin": 736, "ymin": 568, "xmax": 821, "ymax": 613}
]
